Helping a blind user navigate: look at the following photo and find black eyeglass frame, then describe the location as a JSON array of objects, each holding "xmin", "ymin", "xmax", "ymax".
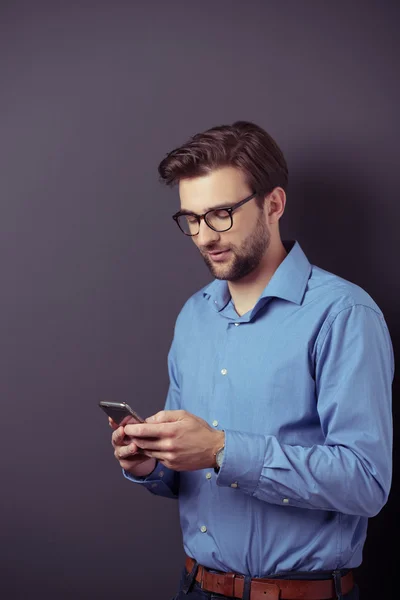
[{"xmin": 172, "ymin": 191, "xmax": 258, "ymax": 236}]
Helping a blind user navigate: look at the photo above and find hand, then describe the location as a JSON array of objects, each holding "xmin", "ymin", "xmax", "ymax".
[
  {"xmin": 109, "ymin": 418, "xmax": 157, "ymax": 477},
  {"xmin": 123, "ymin": 410, "xmax": 225, "ymax": 472}
]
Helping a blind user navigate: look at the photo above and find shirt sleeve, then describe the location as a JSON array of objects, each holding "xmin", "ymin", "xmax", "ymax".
[
  {"xmin": 122, "ymin": 336, "xmax": 181, "ymax": 500},
  {"xmin": 216, "ymin": 305, "xmax": 394, "ymax": 517}
]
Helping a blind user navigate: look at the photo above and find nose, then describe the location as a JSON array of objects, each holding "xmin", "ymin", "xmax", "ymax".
[{"xmin": 195, "ymin": 218, "xmax": 220, "ymax": 247}]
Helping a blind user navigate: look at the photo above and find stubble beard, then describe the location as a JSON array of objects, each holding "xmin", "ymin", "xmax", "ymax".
[{"xmin": 200, "ymin": 212, "xmax": 271, "ymax": 282}]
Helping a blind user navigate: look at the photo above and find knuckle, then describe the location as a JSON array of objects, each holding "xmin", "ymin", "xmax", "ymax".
[
  {"xmin": 166, "ymin": 439, "xmax": 175, "ymax": 451},
  {"xmin": 112, "ymin": 429, "xmax": 121, "ymax": 442},
  {"xmin": 119, "ymin": 446, "xmax": 129, "ymax": 459}
]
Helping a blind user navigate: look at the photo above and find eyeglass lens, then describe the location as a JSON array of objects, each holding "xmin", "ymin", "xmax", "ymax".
[{"xmin": 177, "ymin": 209, "xmax": 232, "ymax": 235}]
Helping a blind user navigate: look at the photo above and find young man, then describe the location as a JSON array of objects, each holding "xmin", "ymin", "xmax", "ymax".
[{"xmin": 110, "ymin": 122, "xmax": 394, "ymax": 599}]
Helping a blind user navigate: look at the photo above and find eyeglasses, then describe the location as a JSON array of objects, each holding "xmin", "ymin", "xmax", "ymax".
[{"xmin": 172, "ymin": 192, "xmax": 258, "ymax": 236}]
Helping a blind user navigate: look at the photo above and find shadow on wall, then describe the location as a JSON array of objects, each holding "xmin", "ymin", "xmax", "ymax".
[
  {"xmin": 284, "ymin": 146, "xmax": 398, "ymax": 596},
  {"xmin": 286, "ymin": 151, "xmax": 373, "ymax": 281}
]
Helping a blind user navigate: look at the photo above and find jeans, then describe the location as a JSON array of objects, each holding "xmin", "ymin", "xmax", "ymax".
[{"xmin": 171, "ymin": 562, "xmax": 360, "ymax": 600}]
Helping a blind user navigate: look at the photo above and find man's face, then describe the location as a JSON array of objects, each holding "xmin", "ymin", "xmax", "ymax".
[{"xmin": 178, "ymin": 166, "xmax": 271, "ymax": 282}]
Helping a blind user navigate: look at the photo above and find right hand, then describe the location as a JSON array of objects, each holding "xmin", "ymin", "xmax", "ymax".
[{"xmin": 110, "ymin": 418, "xmax": 157, "ymax": 477}]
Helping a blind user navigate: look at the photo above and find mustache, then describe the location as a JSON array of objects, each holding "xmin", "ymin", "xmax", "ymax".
[{"xmin": 201, "ymin": 246, "xmax": 231, "ymax": 253}]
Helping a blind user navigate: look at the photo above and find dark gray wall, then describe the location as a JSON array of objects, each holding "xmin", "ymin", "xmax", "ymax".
[{"xmin": 1, "ymin": 2, "xmax": 398, "ymax": 598}]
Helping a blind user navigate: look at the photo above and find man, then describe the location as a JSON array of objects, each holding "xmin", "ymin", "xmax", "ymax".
[{"xmin": 110, "ymin": 121, "xmax": 394, "ymax": 599}]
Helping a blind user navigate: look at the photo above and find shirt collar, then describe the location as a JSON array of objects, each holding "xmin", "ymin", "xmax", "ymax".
[{"xmin": 202, "ymin": 240, "xmax": 312, "ymax": 312}]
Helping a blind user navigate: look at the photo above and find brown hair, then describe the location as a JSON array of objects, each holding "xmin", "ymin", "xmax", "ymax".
[{"xmin": 158, "ymin": 121, "xmax": 288, "ymax": 207}]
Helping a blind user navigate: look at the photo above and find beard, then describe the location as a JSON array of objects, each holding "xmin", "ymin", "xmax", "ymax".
[{"xmin": 199, "ymin": 211, "xmax": 271, "ymax": 282}]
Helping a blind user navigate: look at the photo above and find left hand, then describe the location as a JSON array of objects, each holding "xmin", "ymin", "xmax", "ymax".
[{"xmin": 123, "ymin": 410, "xmax": 225, "ymax": 471}]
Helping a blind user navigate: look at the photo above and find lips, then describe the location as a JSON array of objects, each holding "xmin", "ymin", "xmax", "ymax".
[
  {"xmin": 207, "ymin": 249, "xmax": 231, "ymax": 262},
  {"xmin": 209, "ymin": 249, "xmax": 229, "ymax": 255}
]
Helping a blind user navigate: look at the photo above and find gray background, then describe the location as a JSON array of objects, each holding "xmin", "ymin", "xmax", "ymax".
[{"xmin": 0, "ymin": 1, "xmax": 398, "ymax": 598}]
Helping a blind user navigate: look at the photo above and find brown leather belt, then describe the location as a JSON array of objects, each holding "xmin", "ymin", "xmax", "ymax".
[{"xmin": 185, "ymin": 555, "xmax": 354, "ymax": 600}]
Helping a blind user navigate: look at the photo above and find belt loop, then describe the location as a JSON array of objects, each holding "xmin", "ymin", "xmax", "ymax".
[
  {"xmin": 333, "ymin": 570, "xmax": 343, "ymax": 600},
  {"xmin": 182, "ymin": 560, "xmax": 199, "ymax": 595},
  {"xmin": 242, "ymin": 575, "xmax": 252, "ymax": 600}
]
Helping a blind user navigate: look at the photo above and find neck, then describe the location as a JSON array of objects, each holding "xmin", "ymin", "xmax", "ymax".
[{"xmin": 228, "ymin": 238, "xmax": 288, "ymax": 317}]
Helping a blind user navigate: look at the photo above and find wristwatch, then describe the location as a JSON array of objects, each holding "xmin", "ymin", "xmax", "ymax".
[{"xmin": 214, "ymin": 445, "xmax": 225, "ymax": 473}]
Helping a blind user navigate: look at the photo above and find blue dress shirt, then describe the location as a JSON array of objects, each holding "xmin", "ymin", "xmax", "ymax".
[{"xmin": 124, "ymin": 239, "xmax": 394, "ymax": 577}]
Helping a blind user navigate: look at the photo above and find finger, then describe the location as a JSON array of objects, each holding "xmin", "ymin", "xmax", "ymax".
[
  {"xmin": 117, "ymin": 441, "xmax": 143, "ymax": 460},
  {"xmin": 109, "ymin": 417, "xmax": 119, "ymax": 431},
  {"xmin": 145, "ymin": 409, "xmax": 185, "ymax": 423},
  {"xmin": 124, "ymin": 423, "xmax": 172, "ymax": 438},
  {"xmin": 129, "ymin": 437, "xmax": 164, "ymax": 451},
  {"xmin": 145, "ymin": 450, "xmax": 168, "ymax": 465},
  {"xmin": 111, "ymin": 426, "xmax": 125, "ymax": 447}
]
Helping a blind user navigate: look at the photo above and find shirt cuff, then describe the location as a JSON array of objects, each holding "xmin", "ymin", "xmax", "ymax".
[
  {"xmin": 122, "ymin": 461, "xmax": 178, "ymax": 498},
  {"xmin": 123, "ymin": 460, "xmax": 159, "ymax": 482},
  {"xmin": 215, "ymin": 429, "xmax": 267, "ymax": 495}
]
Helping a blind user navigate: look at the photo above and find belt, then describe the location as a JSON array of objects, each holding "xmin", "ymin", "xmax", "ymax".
[{"xmin": 185, "ymin": 556, "xmax": 354, "ymax": 600}]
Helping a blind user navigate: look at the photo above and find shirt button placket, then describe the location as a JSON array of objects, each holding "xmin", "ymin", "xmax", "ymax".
[{"xmin": 215, "ymin": 321, "xmax": 229, "ymax": 460}]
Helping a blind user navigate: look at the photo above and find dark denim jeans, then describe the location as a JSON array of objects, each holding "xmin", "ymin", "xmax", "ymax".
[{"xmin": 170, "ymin": 562, "xmax": 360, "ymax": 600}]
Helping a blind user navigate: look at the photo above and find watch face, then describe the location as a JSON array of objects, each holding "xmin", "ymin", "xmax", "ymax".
[{"xmin": 216, "ymin": 448, "xmax": 224, "ymax": 467}]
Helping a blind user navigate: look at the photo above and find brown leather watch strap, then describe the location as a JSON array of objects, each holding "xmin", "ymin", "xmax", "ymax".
[{"xmin": 185, "ymin": 555, "xmax": 354, "ymax": 600}]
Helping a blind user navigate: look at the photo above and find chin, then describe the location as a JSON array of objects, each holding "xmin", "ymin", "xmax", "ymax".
[{"xmin": 213, "ymin": 272, "xmax": 230, "ymax": 281}]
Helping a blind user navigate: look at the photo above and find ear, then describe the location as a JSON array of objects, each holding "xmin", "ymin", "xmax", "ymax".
[{"xmin": 267, "ymin": 187, "xmax": 286, "ymax": 222}]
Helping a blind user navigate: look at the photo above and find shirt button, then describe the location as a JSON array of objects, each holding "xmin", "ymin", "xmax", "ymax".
[
  {"xmin": 230, "ymin": 482, "xmax": 238, "ymax": 488},
  {"xmin": 200, "ymin": 525, "xmax": 207, "ymax": 533},
  {"xmin": 221, "ymin": 368, "xmax": 228, "ymax": 375},
  {"xmin": 212, "ymin": 420, "xmax": 219, "ymax": 427},
  {"xmin": 206, "ymin": 472, "xmax": 212, "ymax": 479},
  {"xmin": 159, "ymin": 471, "xmax": 164, "ymax": 478},
  {"xmin": 234, "ymin": 323, "xmax": 240, "ymax": 326},
  {"xmin": 283, "ymin": 498, "xmax": 289, "ymax": 504}
]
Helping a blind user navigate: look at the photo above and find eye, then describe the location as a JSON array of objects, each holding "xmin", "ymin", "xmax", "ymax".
[
  {"xmin": 212, "ymin": 209, "xmax": 230, "ymax": 219},
  {"xmin": 186, "ymin": 215, "xmax": 198, "ymax": 224}
]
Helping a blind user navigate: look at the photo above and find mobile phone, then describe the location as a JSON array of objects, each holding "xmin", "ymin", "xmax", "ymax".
[{"xmin": 99, "ymin": 401, "xmax": 145, "ymax": 427}]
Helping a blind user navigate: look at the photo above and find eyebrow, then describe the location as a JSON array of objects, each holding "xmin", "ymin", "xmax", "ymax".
[{"xmin": 178, "ymin": 202, "xmax": 231, "ymax": 216}]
